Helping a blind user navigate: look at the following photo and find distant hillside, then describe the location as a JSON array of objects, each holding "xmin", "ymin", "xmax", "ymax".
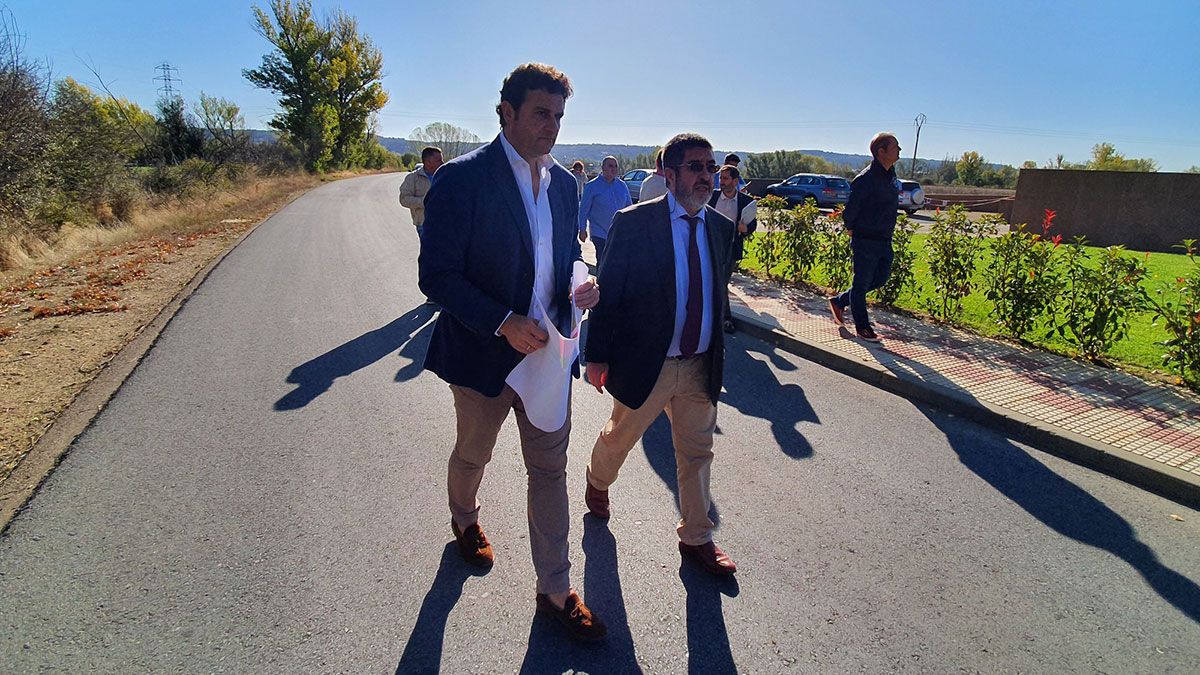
[{"xmin": 248, "ymin": 130, "xmax": 955, "ymax": 172}]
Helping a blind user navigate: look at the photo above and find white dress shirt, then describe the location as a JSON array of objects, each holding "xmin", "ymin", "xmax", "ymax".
[
  {"xmin": 640, "ymin": 173, "xmax": 668, "ymax": 202},
  {"xmin": 498, "ymin": 132, "xmax": 557, "ymax": 331},
  {"xmin": 665, "ymin": 191, "xmax": 714, "ymax": 357}
]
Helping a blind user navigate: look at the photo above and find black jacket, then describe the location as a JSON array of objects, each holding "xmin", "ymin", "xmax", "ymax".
[
  {"xmin": 585, "ymin": 197, "xmax": 735, "ymax": 410},
  {"xmin": 843, "ymin": 160, "xmax": 898, "ymax": 241},
  {"xmin": 708, "ymin": 189, "xmax": 758, "ymax": 262}
]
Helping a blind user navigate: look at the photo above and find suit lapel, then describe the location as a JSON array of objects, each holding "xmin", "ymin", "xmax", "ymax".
[{"xmin": 485, "ymin": 137, "xmax": 535, "ymax": 259}]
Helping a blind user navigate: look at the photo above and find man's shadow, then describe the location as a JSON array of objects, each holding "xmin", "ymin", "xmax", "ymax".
[
  {"xmin": 517, "ymin": 516, "xmax": 642, "ymax": 673},
  {"xmin": 919, "ymin": 401, "xmax": 1200, "ymax": 624},
  {"xmin": 393, "ymin": 543, "xmax": 490, "ymax": 673},
  {"xmin": 679, "ymin": 559, "xmax": 740, "ymax": 674},
  {"xmin": 720, "ymin": 336, "xmax": 820, "ymax": 458},
  {"xmin": 274, "ymin": 304, "xmax": 436, "ymax": 410}
]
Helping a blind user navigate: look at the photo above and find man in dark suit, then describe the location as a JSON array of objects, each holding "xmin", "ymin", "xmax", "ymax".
[
  {"xmin": 581, "ymin": 133, "xmax": 739, "ymax": 576},
  {"xmin": 708, "ymin": 164, "xmax": 758, "ymax": 333},
  {"xmin": 418, "ymin": 63, "xmax": 605, "ymax": 641}
]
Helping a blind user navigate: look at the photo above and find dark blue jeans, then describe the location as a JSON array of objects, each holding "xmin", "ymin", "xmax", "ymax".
[{"xmin": 833, "ymin": 237, "xmax": 893, "ymax": 329}]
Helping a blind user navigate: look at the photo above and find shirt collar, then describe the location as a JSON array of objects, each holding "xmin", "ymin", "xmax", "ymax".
[
  {"xmin": 666, "ymin": 191, "xmax": 705, "ymax": 224},
  {"xmin": 498, "ymin": 131, "xmax": 555, "ymax": 175}
]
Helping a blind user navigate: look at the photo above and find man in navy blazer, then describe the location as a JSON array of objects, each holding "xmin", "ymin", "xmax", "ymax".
[
  {"xmin": 418, "ymin": 63, "xmax": 605, "ymax": 641},
  {"xmin": 582, "ymin": 133, "xmax": 739, "ymax": 577}
]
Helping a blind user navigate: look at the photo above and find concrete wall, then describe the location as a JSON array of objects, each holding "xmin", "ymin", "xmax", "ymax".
[{"xmin": 1011, "ymin": 169, "xmax": 1200, "ymax": 252}]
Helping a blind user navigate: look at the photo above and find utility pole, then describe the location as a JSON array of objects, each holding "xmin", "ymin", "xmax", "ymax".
[
  {"xmin": 153, "ymin": 62, "xmax": 180, "ymax": 100},
  {"xmin": 910, "ymin": 113, "xmax": 926, "ymax": 178}
]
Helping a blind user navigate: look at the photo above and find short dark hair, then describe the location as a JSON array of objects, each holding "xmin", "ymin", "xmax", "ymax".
[
  {"xmin": 719, "ymin": 164, "xmax": 740, "ymax": 180},
  {"xmin": 663, "ymin": 133, "xmax": 713, "ymax": 169},
  {"xmin": 495, "ymin": 63, "xmax": 573, "ymax": 128},
  {"xmin": 723, "ymin": 153, "xmax": 740, "ymax": 164},
  {"xmin": 571, "ymin": 160, "xmax": 585, "ymax": 171},
  {"xmin": 421, "ymin": 146, "xmax": 442, "ymax": 161},
  {"xmin": 654, "ymin": 148, "xmax": 664, "ymax": 171}
]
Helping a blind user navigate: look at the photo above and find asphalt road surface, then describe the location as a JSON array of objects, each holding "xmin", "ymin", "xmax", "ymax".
[{"xmin": 1, "ymin": 174, "xmax": 1197, "ymax": 673}]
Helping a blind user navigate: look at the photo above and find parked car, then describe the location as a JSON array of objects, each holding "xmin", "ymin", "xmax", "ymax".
[
  {"xmin": 764, "ymin": 173, "xmax": 851, "ymax": 208},
  {"xmin": 620, "ymin": 168, "xmax": 654, "ymax": 201},
  {"xmin": 898, "ymin": 179, "xmax": 925, "ymax": 215}
]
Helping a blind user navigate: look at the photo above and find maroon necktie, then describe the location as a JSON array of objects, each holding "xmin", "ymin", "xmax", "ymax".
[{"xmin": 680, "ymin": 214, "xmax": 703, "ymax": 357}]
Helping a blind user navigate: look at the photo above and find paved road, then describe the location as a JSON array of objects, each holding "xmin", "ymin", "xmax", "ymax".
[{"xmin": 1, "ymin": 174, "xmax": 1197, "ymax": 672}]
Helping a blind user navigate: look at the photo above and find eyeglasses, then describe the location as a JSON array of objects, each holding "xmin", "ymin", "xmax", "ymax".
[{"xmin": 670, "ymin": 161, "xmax": 719, "ymax": 174}]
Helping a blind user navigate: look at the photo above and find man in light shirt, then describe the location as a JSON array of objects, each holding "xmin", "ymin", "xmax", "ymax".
[
  {"xmin": 397, "ymin": 146, "xmax": 443, "ymax": 239},
  {"xmin": 708, "ymin": 164, "xmax": 757, "ymax": 333},
  {"xmin": 639, "ymin": 148, "xmax": 669, "ymax": 202},
  {"xmin": 418, "ymin": 63, "xmax": 605, "ymax": 641},
  {"xmin": 578, "ymin": 155, "xmax": 631, "ymax": 267}
]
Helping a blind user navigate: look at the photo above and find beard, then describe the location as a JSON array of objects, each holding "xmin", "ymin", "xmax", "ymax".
[{"xmin": 673, "ymin": 177, "xmax": 712, "ymax": 213}]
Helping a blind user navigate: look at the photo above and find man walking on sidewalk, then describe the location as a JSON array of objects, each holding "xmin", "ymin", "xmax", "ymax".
[
  {"xmin": 581, "ymin": 132, "xmax": 738, "ymax": 577},
  {"xmin": 708, "ymin": 164, "xmax": 757, "ymax": 333},
  {"xmin": 418, "ymin": 63, "xmax": 606, "ymax": 641},
  {"xmin": 828, "ymin": 132, "xmax": 902, "ymax": 343},
  {"xmin": 578, "ymin": 155, "xmax": 631, "ymax": 268},
  {"xmin": 398, "ymin": 146, "xmax": 443, "ymax": 239}
]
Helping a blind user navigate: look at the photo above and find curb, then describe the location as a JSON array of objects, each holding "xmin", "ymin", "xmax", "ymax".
[
  {"xmin": 731, "ymin": 313, "xmax": 1200, "ymax": 511},
  {"xmin": 0, "ymin": 188, "xmax": 311, "ymax": 534}
]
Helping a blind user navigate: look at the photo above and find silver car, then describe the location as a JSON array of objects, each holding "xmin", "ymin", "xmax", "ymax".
[
  {"xmin": 620, "ymin": 168, "xmax": 654, "ymax": 201},
  {"xmin": 898, "ymin": 180, "xmax": 925, "ymax": 215}
]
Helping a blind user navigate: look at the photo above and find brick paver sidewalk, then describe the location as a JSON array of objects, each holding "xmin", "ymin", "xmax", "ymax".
[{"xmin": 727, "ymin": 273, "xmax": 1200, "ymax": 501}]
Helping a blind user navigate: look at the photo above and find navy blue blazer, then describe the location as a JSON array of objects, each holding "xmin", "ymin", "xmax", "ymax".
[
  {"xmin": 418, "ymin": 136, "xmax": 582, "ymax": 397},
  {"xmin": 585, "ymin": 196, "xmax": 735, "ymax": 410}
]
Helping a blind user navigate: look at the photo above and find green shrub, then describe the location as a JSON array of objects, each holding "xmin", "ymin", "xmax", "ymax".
[
  {"xmin": 873, "ymin": 214, "xmax": 918, "ymax": 306},
  {"xmin": 1052, "ymin": 239, "xmax": 1147, "ymax": 360},
  {"xmin": 817, "ymin": 207, "xmax": 852, "ymax": 291},
  {"xmin": 780, "ymin": 200, "xmax": 821, "ymax": 281},
  {"xmin": 923, "ymin": 206, "xmax": 996, "ymax": 321},
  {"xmin": 1143, "ymin": 240, "xmax": 1200, "ymax": 387},
  {"xmin": 982, "ymin": 212, "xmax": 1064, "ymax": 339}
]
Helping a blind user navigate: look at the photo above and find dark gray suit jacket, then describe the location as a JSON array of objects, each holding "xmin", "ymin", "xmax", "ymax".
[{"xmin": 585, "ymin": 196, "xmax": 735, "ymax": 410}]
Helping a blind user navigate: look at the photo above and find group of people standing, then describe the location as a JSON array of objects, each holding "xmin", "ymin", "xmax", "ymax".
[{"xmin": 398, "ymin": 62, "xmax": 901, "ymax": 643}]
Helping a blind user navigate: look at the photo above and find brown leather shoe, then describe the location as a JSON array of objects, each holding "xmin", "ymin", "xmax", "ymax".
[
  {"xmin": 585, "ymin": 481, "xmax": 610, "ymax": 519},
  {"xmin": 536, "ymin": 591, "xmax": 607, "ymax": 641},
  {"xmin": 679, "ymin": 540, "xmax": 737, "ymax": 576},
  {"xmin": 451, "ymin": 520, "xmax": 494, "ymax": 568}
]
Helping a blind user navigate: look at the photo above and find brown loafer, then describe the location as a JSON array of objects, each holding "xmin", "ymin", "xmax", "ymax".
[
  {"xmin": 585, "ymin": 481, "xmax": 610, "ymax": 520},
  {"xmin": 679, "ymin": 540, "xmax": 737, "ymax": 576},
  {"xmin": 827, "ymin": 297, "xmax": 845, "ymax": 326},
  {"xmin": 451, "ymin": 520, "xmax": 494, "ymax": 568},
  {"xmin": 536, "ymin": 591, "xmax": 607, "ymax": 641}
]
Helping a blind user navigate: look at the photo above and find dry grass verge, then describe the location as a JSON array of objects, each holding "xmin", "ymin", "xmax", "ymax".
[{"xmin": 0, "ymin": 171, "xmax": 328, "ymax": 484}]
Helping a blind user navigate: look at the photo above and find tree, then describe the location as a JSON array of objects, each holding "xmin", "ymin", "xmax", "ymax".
[
  {"xmin": 1086, "ymin": 142, "xmax": 1158, "ymax": 172},
  {"xmin": 197, "ymin": 92, "xmax": 250, "ymax": 168},
  {"xmin": 407, "ymin": 121, "xmax": 482, "ymax": 160},
  {"xmin": 955, "ymin": 151, "xmax": 985, "ymax": 186},
  {"xmin": 0, "ymin": 8, "xmax": 52, "ymax": 222},
  {"xmin": 153, "ymin": 96, "xmax": 205, "ymax": 165},
  {"xmin": 244, "ymin": 1, "xmax": 388, "ymax": 172},
  {"xmin": 244, "ymin": 0, "xmax": 335, "ymax": 171},
  {"xmin": 324, "ymin": 11, "xmax": 387, "ymax": 168},
  {"xmin": 1188, "ymin": 166, "xmax": 1200, "ymax": 174},
  {"xmin": 1021, "ymin": 160, "xmax": 1038, "ymax": 170},
  {"xmin": 743, "ymin": 150, "xmax": 834, "ymax": 179}
]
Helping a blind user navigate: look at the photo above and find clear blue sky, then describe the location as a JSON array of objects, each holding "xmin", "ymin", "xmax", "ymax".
[{"xmin": 13, "ymin": 0, "xmax": 1200, "ymax": 170}]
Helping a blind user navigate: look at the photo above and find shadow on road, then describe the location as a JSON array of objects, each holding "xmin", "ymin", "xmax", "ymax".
[
  {"xmin": 721, "ymin": 336, "xmax": 819, "ymax": 458},
  {"xmin": 393, "ymin": 542, "xmax": 491, "ymax": 673},
  {"xmin": 518, "ymin": 516, "xmax": 642, "ymax": 673},
  {"xmin": 680, "ymin": 560, "xmax": 740, "ymax": 674},
  {"xmin": 923, "ymin": 403, "xmax": 1200, "ymax": 624},
  {"xmin": 274, "ymin": 304, "xmax": 436, "ymax": 410}
]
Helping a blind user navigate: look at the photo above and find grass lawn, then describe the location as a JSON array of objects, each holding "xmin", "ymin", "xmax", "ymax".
[{"xmin": 740, "ymin": 233, "xmax": 1196, "ymax": 380}]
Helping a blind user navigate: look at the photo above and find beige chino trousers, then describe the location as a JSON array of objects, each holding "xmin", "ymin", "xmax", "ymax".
[
  {"xmin": 586, "ymin": 356, "xmax": 718, "ymax": 546},
  {"xmin": 447, "ymin": 384, "xmax": 572, "ymax": 595}
]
